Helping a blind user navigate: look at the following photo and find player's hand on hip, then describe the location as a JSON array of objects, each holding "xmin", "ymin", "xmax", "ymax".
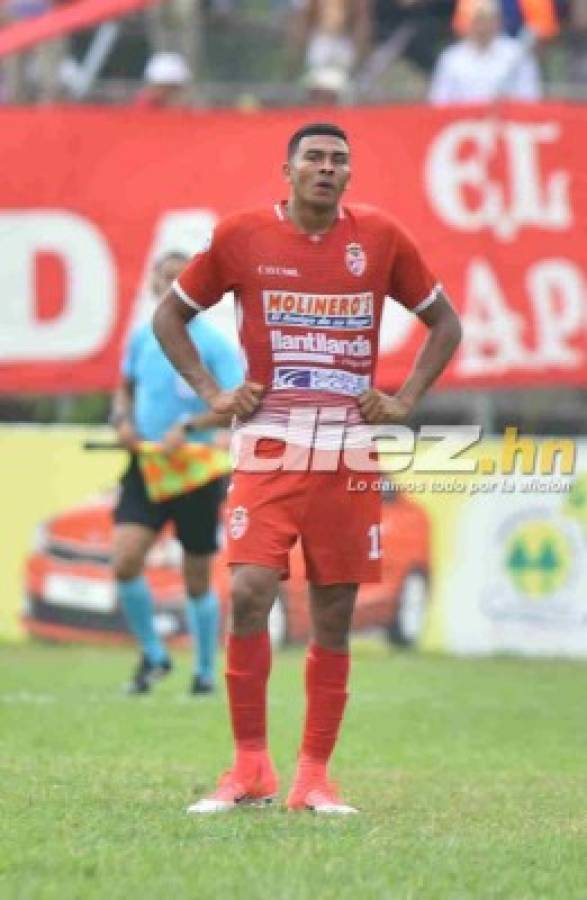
[
  {"xmin": 210, "ymin": 381, "xmax": 265, "ymax": 419},
  {"xmin": 161, "ymin": 422, "xmax": 187, "ymax": 454},
  {"xmin": 358, "ymin": 389, "xmax": 412, "ymax": 424},
  {"xmin": 117, "ymin": 420, "xmax": 139, "ymax": 451}
]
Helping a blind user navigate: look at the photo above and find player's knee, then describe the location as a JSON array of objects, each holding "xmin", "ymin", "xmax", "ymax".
[
  {"xmin": 185, "ymin": 573, "xmax": 209, "ymax": 597},
  {"xmin": 311, "ymin": 588, "xmax": 355, "ymax": 650},
  {"xmin": 113, "ymin": 551, "xmax": 144, "ymax": 581},
  {"xmin": 230, "ymin": 571, "xmax": 275, "ymax": 634},
  {"xmin": 231, "ymin": 587, "xmax": 266, "ymax": 633},
  {"xmin": 313, "ymin": 622, "xmax": 351, "ymax": 652}
]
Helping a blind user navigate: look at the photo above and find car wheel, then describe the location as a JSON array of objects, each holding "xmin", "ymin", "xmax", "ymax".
[
  {"xmin": 387, "ymin": 570, "xmax": 428, "ymax": 648},
  {"xmin": 268, "ymin": 593, "xmax": 288, "ymax": 648}
]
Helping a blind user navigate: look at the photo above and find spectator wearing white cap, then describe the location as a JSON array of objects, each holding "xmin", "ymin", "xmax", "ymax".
[
  {"xmin": 429, "ymin": 0, "xmax": 542, "ymax": 104},
  {"xmin": 134, "ymin": 51, "xmax": 192, "ymax": 108}
]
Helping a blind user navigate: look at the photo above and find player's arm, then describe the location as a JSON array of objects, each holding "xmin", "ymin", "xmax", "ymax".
[
  {"xmin": 153, "ymin": 292, "xmax": 217, "ymax": 403},
  {"xmin": 183, "ymin": 410, "xmax": 233, "ymax": 430},
  {"xmin": 395, "ymin": 290, "xmax": 462, "ymax": 410},
  {"xmin": 359, "ymin": 291, "xmax": 462, "ymax": 424},
  {"xmin": 160, "ymin": 407, "xmax": 234, "ymax": 454},
  {"xmin": 360, "ymin": 221, "xmax": 462, "ymax": 424},
  {"xmin": 162, "ymin": 330, "xmax": 246, "ymax": 454},
  {"xmin": 157, "ymin": 327, "xmax": 247, "ymax": 453},
  {"xmin": 153, "ymin": 290, "xmax": 263, "ymax": 419}
]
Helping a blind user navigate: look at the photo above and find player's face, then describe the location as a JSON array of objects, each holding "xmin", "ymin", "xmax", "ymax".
[
  {"xmin": 151, "ymin": 256, "xmax": 185, "ymax": 300},
  {"xmin": 284, "ymin": 135, "xmax": 351, "ymax": 210}
]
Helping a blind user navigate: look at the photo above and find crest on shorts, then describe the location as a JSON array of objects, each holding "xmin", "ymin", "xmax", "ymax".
[
  {"xmin": 345, "ymin": 242, "xmax": 367, "ymax": 277},
  {"xmin": 229, "ymin": 505, "xmax": 249, "ymax": 540}
]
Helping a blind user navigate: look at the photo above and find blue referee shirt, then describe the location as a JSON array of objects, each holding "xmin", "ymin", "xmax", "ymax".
[{"xmin": 122, "ymin": 315, "xmax": 243, "ymax": 444}]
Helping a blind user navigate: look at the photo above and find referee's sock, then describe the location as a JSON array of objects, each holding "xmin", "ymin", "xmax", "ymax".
[
  {"xmin": 118, "ymin": 576, "xmax": 168, "ymax": 665},
  {"xmin": 186, "ymin": 590, "xmax": 219, "ymax": 685}
]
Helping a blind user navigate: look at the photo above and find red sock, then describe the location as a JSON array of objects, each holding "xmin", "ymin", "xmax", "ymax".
[
  {"xmin": 225, "ymin": 631, "xmax": 271, "ymax": 764},
  {"xmin": 298, "ymin": 642, "xmax": 350, "ymax": 775}
]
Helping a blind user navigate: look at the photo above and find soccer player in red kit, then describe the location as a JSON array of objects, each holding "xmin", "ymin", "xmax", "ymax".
[{"xmin": 153, "ymin": 122, "xmax": 462, "ymax": 814}]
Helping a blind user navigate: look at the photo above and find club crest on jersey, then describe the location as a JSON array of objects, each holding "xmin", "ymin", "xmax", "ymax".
[
  {"xmin": 345, "ymin": 242, "xmax": 367, "ymax": 277},
  {"xmin": 228, "ymin": 506, "xmax": 249, "ymax": 540}
]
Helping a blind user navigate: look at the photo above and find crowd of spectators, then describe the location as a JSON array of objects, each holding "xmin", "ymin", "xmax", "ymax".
[
  {"xmin": 429, "ymin": 0, "xmax": 543, "ymax": 104},
  {"xmin": 0, "ymin": 0, "xmax": 65, "ymax": 101},
  {"xmin": 0, "ymin": 0, "xmax": 584, "ymax": 106}
]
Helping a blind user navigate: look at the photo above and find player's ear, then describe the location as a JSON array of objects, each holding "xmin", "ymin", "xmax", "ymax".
[{"xmin": 282, "ymin": 161, "xmax": 292, "ymax": 183}]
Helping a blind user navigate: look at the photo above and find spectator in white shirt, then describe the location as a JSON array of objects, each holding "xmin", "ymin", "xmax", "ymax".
[{"xmin": 429, "ymin": 0, "xmax": 542, "ymax": 105}]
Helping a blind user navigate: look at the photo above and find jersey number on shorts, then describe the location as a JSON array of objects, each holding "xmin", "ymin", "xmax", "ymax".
[{"xmin": 367, "ymin": 524, "xmax": 382, "ymax": 560}]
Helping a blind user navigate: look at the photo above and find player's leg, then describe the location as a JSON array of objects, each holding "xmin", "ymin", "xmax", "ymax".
[
  {"xmin": 113, "ymin": 458, "xmax": 171, "ymax": 692},
  {"xmin": 227, "ymin": 563, "xmax": 280, "ymax": 758},
  {"xmin": 174, "ymin": 478, "xmax": 224, "ymax": 694},
  {"xmin": 182, "ymin": 552, "xmax": 218, "ymax": 693},
  {"xmin": 187, "ymin": 467, "xmax": 299, "ymax": 813},
  {"xmin": 287, "ymin": 465, "xmax": 382, "ymax": 813},
  {"xmin": 187, "ymin": 563, "xmax": 280, "ymax": 813},
  {"xmin": 113, "ymin": 524, "xmax": 172, "ymax": 691},
  {"xmin": 287, "ymin": 582, "xmax": 359, "ymax": 815}
]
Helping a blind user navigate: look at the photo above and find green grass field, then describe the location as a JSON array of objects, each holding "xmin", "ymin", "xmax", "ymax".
[{"xmin": 1, "ymin": 642, "xmax": 586, "ymax": 900}]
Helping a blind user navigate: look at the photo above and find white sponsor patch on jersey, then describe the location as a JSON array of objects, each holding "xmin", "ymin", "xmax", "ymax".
[{"xmin": 272, "ymin": 367, "xmax": 370, "ymax": 396}]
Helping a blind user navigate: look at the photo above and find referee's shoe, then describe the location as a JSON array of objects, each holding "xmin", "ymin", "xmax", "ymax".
[
  {"xmin": 190, "ymin": 674, "xmax": 215, "ymax": 695},
  {"xmin": 127, "ymin": 654, "xmax": 173, "ymax": 694}
]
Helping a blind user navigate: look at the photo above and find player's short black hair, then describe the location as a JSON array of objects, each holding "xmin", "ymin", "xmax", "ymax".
[{"xmin": 287, "ymin": 123, "xmax": 349, "ymax": 160}]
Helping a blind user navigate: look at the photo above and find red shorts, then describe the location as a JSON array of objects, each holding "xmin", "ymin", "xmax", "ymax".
[{"xmin": 225, "ymin": 453, "xmax": 382, "ymax": 585}]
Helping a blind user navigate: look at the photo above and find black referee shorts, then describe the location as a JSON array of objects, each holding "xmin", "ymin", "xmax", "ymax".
[{"xmin": 114, "ymin": 456, "xmax": 225, "ymax": 555}]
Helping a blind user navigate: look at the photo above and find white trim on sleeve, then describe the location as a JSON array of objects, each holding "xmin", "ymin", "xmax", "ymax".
[
  {"xmin": 412, "ymin": 283, "xmax": 442, "ymax": 316},
  {"xmin": 172, "ymin": 279, "xmax": 204, "ymax": 311}
]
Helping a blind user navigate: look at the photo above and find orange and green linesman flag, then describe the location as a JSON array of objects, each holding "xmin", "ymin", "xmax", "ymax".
[{"xmin": 137, "ymin": 441, "xmax": 232, "ymax": 503}]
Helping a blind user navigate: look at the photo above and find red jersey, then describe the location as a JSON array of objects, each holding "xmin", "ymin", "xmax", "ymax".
[{"xmin": 174, "ymin": 202, "xmax": 439, "ymax": 440}]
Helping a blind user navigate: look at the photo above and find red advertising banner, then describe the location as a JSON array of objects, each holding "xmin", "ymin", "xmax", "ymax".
[{"xmin": 0, "ymin": 104, "xmax": 585, "ymax": 394}]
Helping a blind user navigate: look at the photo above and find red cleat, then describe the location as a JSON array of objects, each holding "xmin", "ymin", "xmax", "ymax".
[{"xmin": 187, "ymin": 755, "xmax": 278, "ymax": 814}]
